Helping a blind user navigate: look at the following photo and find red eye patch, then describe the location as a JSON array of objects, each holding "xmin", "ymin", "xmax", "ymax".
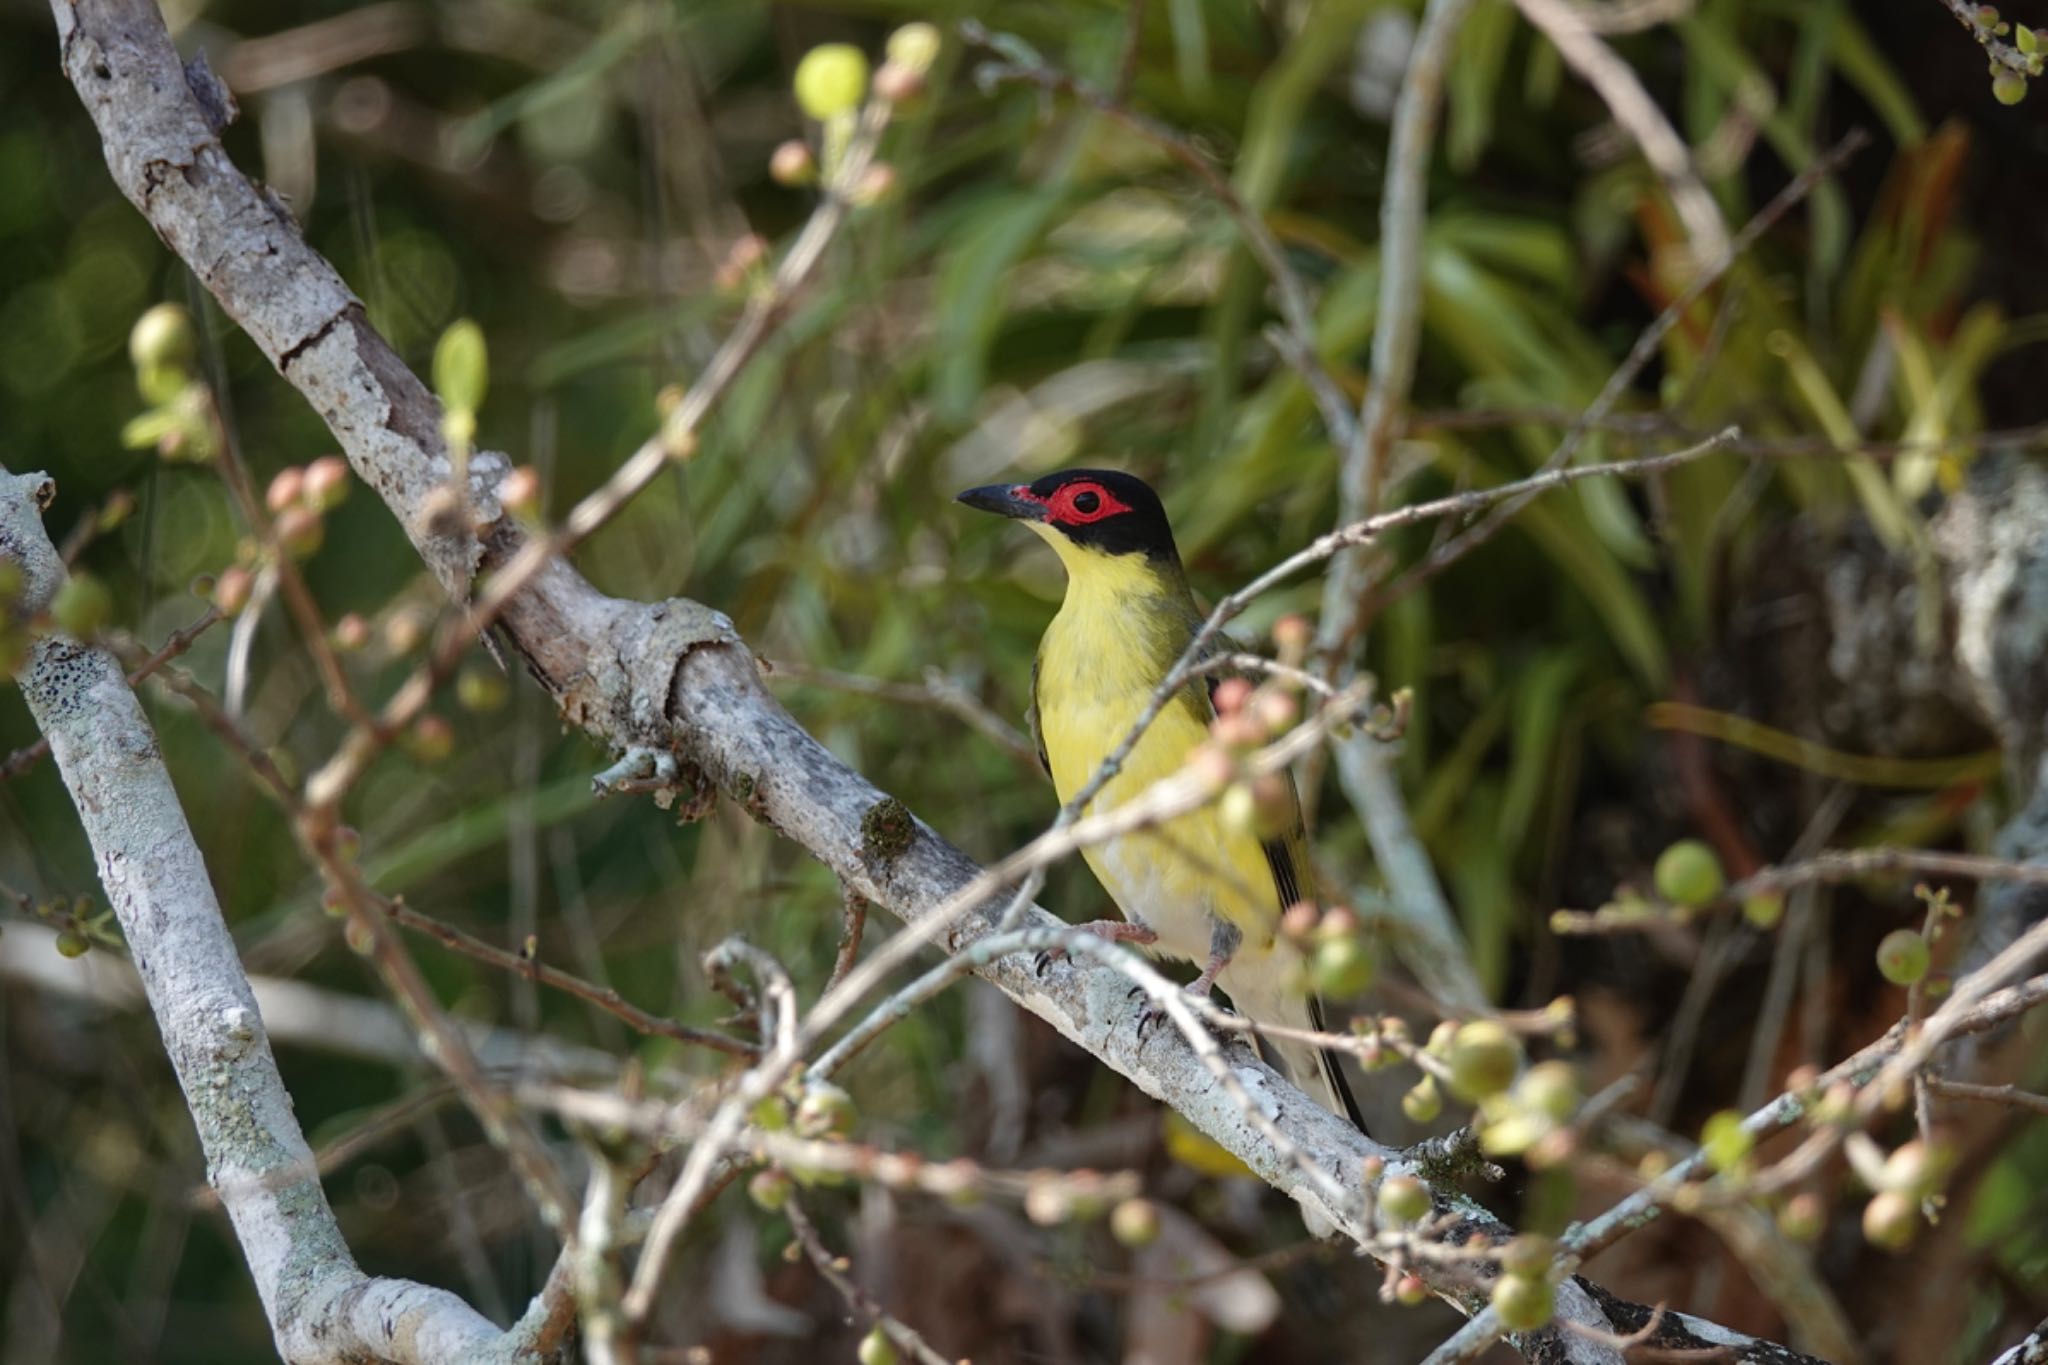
[{"xmin": 1043, "ymin": 481, "xmax": 1129, "ymax": 526}]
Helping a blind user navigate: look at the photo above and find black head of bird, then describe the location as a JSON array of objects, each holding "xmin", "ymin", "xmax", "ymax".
[{"xmin": 955, "ymin": 468, "xmax": 1180, "ymax": 565}]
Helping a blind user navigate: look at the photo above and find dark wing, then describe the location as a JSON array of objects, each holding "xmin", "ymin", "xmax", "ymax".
[
  {"xmin": 1204, "ymin": 664, "xmax": 1368, "ymax": 1134},
  {"xmin": 1307, "ymin": 993, "xmax": 1370, "ymax": 1131},
  {"xmin": 1028, "ymin": 653, "xmax": 1050, "ymax": 777}
]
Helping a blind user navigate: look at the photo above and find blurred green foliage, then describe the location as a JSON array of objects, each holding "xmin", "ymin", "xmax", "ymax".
[{"xmin": 1, "ymin": 1, "xmax": 2046, "ymax": 1361}]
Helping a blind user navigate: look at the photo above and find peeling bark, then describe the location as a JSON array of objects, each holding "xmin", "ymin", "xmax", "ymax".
[
  {"xmin": 43, "ymin": 2, "xmax": 1827, "ymax": 1359},
  {"xmin": 0, "ymin": 468, "xmax": 565, "ymax": 1365}
]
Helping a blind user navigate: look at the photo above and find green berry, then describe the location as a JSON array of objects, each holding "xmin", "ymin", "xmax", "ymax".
[
  {"xmin": 1862, "ymin": 1190, "xmax": 1917, "ymax": 1250},
  {"xmin": 1447, "ymin": 1020, "xmax": 1522, "ymax": 1101},
  {"xmin": 303, "ymin": 456, "xmax": 351, "ymax": 511},
  {"xmin": 213, "ymin": 566, "xmax": 254, "ymax": 616},
  {"xmin": 856, "ymin": 1326, "xmax": 898, "ymax": 1365},
  {"xmin": 1491, "ymin": 1273, "xmax": 1554, "ymax": 1331},
  {"xmin": 794, "ymin": 44, "xmax": 868, "ymax": 121},
  {"xmin": 1881, "ymin": 1139, "xmax": 1953, "ymax": 1198},
  {"xmin": 50, "ymin": 575, "xmax": 113, "ymax": 638},
  {"xmin": 1378, "ymin": 1174, "xmax": 1430, "ymax": 1225},
  {"xmin": 55, "ymin": 930, "xmax": 90, "ymax": 959},
  {"xmin": 747, "ymin": 1168, "xmax": 792, "ymax": 1211},
  {"xmin": 1994, "ymin": 70, "xmax": 2028, "ymax": 105},
  {"xmin": 129, "ymin": 303, "xmax": 195, "ymax": 376},
  {"xmin": 276, "ymin": 506, "xmax": 324, "ymax": 560},
  {"xmin": 794, "ymin": 1080, "xmax": 857, "ymax": 1138},
  {"xmin": 456, "ymin": 666, "xmax": 509, "ymax": 713},
  {"xmin": 406, "ymin": 714, "xmax": 455, "ymax": 764},
  {"xmin": 1425, "ymin": 1020, "xmax": 1458, "ymax": 1059},
  {"xmin": 1401, "ymin": 1075, "xmax": 1442, "ymax": 1123},
  {"xmin": 1110, "ymin": 1198, "xmax": 1160, "ymax": 1248},
  {"xmin": 1743, "ymin": 891, "xmax": 1785, "ymax": 929},
  {"xmin": 1516, "ymin": 1061, "xmax": 1581, "ymax": 1122},
  {"xmin": 1499, "ymin": 1234, "xmax": 1555, "ymax": 1278},
  {"xmin": 1778, "ymin": 1192, "xmax": 1824, "ymax": 1242},
  {"xmin": 1701, "ymin": 1110, "xmax": 1752, "ymax": 1173},
  {"xmin": 1311, "ymin": 934, "xmax": 1376, "ymax": 998},
  {"xmin": 1876, "ymin": 928, "xmax": 1931, "ymax": 986},
  {"xmin": 885, "ymin": 22, "xmax": 941, "ymax": 74},
  {"xmin": 1654, "ymin": 839, "xmax": 1725, "ymax": 907}
]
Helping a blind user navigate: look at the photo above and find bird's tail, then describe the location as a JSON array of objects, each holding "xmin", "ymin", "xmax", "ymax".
[{"xmin": 1219, "ymin": 958, "xmax": 1366, "ymax": 1133}]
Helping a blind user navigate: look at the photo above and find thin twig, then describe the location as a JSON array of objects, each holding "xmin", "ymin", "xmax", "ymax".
[
  {"xmin": 141, "ymin": 657, "xmax": 580, "ymax": 1231},
  {"xmin": 196, "ymin": 382, "xmax": 371, "ymax": 729},
  {"xmin": 1345, "ymin": 0, "xmax": 1482, "ymax": 523},
  {"xmin": 525, "ymin": 1083, "xmax": 1142, "ymax": 1205},
  {"xmin": 382, "ymin": 895, "xmax": 757, "ymax": 1057},
  {"xmin": 767, "ymin": 659, "xmax": 1040, "ymax": 770},
  {"xmin": 321, "ymin": 856, "xmax": 579, "ymax": 1233},
  {"xmin": 302, "ymin": 92, "xmax": 904, "ymax": 812},
  {"xmin": 818, "ymin": 427, "xmax": 1740, "ymax": 1020},
  {"xmin": 829, "ymin": 888, "xmax": 869, "ymax": 993},
  {"xmin": 1925, "ymin": 1077, "xmax": 2048, "ymax": 1117},
  {"xmin": 1356, "ymin": 128, "xmax": 1870, "ymax": 638},
  {"xmin": 1939, "ymin": 0, "xmax": 2039, "ymax": 76},
  {"xmin": 784, "ymin": 1197, "xmax": 953, "ymax": 1365},
  {"xmin": 962, "ymin": 21, "xmax": 1358, "ymax": 451},
  {"xmin": 1514, "ymin": 0, "xmax": 1729, "ymax": 262},
  {"xmin": 625, "ymin": 696, "xmax": 1379, "ymax": 1325},
  {"xmin": 1736, "ymin": 786, "xmax": 1852, "ymax": 1111},
  {"xmin": 1406, "ymin": 408, "xmax": 2048, "ymax": 462},
  {"xmin": 1419, "ymin": 968, "xmax": 2048, "ymax": 1363}
]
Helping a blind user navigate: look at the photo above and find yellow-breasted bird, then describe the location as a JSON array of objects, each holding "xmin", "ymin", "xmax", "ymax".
[{"xmin": 959, "ymin": 468, "xmax": 1364, "ymax": 1130}]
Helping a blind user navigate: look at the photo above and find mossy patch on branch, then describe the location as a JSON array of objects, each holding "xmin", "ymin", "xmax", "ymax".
[{"xmin": 859, "ymin": 795, "xmax": 915, "ymax": 866}]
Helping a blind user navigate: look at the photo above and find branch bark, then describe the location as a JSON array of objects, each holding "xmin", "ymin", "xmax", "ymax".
[
  {"xmin": 0, "ymin": 918, "xmax": 617, "ymax": 1076},
  {"xmin": 47, "ymin": 2, "xmax": 1822, "ymax": 1359},
  {"xmin": 0, "ymin": 467, "xmax": 568, "ymax": 1365}
]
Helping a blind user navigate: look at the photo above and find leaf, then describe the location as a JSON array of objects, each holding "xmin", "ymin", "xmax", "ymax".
[
  {"xmin": 1498, "ymin": 650, "xmax": 1583, "ymax": 857},
  {"xmin": 930, "ymin": 188, "xmax": 1067, "ymax": 421}
]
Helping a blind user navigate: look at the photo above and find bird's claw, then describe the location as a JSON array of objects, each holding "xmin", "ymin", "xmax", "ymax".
[{"xmin": 1131, "ymin": 989, "xmax": 1235, "ymax": 1049}]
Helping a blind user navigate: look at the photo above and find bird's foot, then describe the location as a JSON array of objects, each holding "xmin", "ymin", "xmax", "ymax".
[
  {"xmin": 1132, "ymin": 965, "xmax": 1237, "ymax": 1047},
  {"xmin": 1033, "ymin": 920, "xmax": 1157, "ymax": 977}
]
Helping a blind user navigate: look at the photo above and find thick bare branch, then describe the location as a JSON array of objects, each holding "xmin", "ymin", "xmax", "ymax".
[
  {"xmin": 0, "ymin": 468, "xmax": 563, "ymax": 1365},
  {"xmin": 49, "ymin": 6, "xmax": 1820, "ymax": 1358}
]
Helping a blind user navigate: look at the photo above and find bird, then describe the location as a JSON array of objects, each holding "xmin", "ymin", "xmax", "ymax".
[{"xmin": 957, "ymin": 468, "xmax": 1364, "ymax": 1130}]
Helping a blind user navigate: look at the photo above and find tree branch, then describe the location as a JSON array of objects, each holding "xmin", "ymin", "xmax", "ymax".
[
  {"xmin": 0, "ymin": 467, "xmax": 565, "ymax": 1365},
  {"xmin": 1513, "ymin": 0, "xmax": 1729, "ymax": 263},
  {"xmin": 48, "ymin": 4, "xmax": 1819, "ymax": 1358}
]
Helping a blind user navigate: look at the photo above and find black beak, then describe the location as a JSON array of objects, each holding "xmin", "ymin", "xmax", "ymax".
[{"xmin": 955, "ymin": 483, "xmax": 1045, "ymax": 521}]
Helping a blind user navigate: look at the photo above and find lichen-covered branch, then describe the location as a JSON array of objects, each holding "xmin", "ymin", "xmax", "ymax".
[
  {"xmin": 48, "ymin": 4, "xmax": 1820, "ymax": 1358},
  {"xmin": 0, "ymin": 467, "xmax": 565, "ymax": 1365}
]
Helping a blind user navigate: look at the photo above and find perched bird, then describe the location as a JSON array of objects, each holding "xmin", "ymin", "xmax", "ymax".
[{"xmin": 958, "ymin": 468, "xmax": 1363, "ymax": 1129}]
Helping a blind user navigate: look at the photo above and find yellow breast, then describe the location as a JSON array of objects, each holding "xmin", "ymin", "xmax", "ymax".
[{"xmin": 1033, "ymin": 555, "xmax": 1280, "ymax": 955}]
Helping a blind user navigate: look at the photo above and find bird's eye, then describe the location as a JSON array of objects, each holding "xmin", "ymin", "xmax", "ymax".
[{"xmin": 1072, "ymin": 490, "xmax": 1100, "ymax": 514}]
